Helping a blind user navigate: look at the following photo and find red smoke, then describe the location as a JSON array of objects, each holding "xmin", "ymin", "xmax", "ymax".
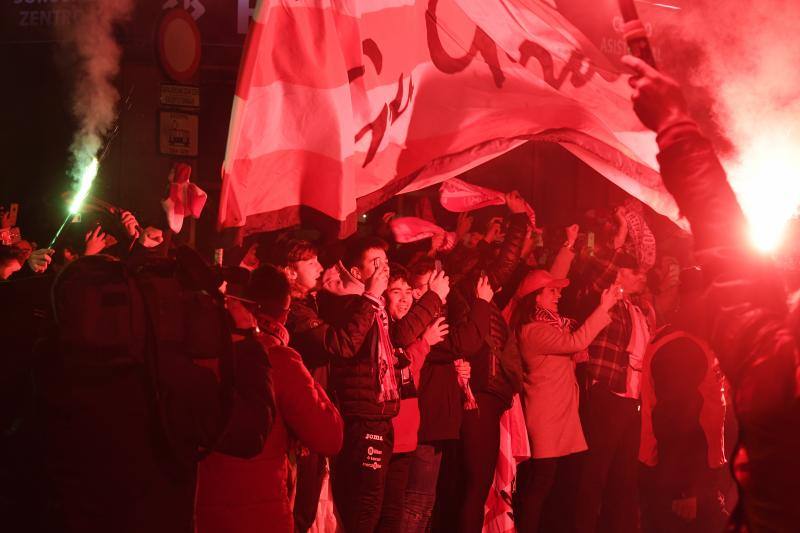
[{"xmin": 651, "ymin": 0, "xmax": 800, "ymax": 250}]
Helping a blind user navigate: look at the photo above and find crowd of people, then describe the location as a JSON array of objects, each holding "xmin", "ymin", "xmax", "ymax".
[{"xmin": 1, "ymin": 57, "xmax": 799, "ymax": 533}]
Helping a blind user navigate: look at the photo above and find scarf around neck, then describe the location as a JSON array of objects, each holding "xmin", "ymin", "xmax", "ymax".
[
  {"xmin": 323, "ymin": 261, "xmax": 399, "ymax": 403},
  {"xmin": 533, "ymin": 305, "xmax": 576, "ymax": 332}
]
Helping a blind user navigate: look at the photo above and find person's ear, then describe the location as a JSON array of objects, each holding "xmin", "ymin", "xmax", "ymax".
[
  {"xmin": 283, "ymin": 266, "xmax": 298, "ymax": 282},
  {"xmin": 350, "ymin": 267, "xmax": 363, "ymax": 281}
]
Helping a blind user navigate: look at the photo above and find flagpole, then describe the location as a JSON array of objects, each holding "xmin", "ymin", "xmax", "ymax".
[
  {"xmin": 618, "ymin": 0, "xmax": 658, "ymax": 68},
  {"xmin": 48, "ymin": 214, "xmax": 73, "ymax": 250}
]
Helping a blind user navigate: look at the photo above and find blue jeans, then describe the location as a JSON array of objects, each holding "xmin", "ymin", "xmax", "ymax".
[{"xmin": 401, "ymin": 444, "xmax": 443, "ymax": 533}]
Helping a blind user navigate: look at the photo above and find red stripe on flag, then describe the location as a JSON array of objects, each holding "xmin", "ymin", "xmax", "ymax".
[{"xmin": 238, "ymin": 4, "xmax": 431, "ymax": 95}]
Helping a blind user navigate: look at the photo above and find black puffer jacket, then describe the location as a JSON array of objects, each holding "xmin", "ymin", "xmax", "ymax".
[
  {"xmin": 393, "ymin": 288, "xmax": 491, "ymax": 442},
  {"xmin": 287, "ymin": 291, "xmax": 375, "ymax": 374},
  {"xmin": 415, "ymin": 297, "xmax": 492, "ymax": 442},
  {"xmin": 656, "ymin": 122, "xmax": 800, "ymax": 532},
  {"xmin": 317, "ymin": 291, "xmax": 400, "ymax": 420},
  {"xmin": 440, "ymin": 212, "xmax": 529, "ymax": 410}
]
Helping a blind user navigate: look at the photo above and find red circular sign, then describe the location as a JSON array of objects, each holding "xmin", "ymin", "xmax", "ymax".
[{"xmin": 157, "ymin": 8, "xmax": 202, "ymax": 83}]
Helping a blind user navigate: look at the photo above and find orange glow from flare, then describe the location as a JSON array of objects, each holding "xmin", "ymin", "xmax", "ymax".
[{"xmin": 727, "ymin": 133, "xmax": 800, "ymax": 253}]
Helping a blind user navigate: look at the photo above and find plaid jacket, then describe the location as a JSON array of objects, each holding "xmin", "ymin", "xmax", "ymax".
[{"xmin": 584, "ymin": 248, "xmax": 652, "ymax": 393}]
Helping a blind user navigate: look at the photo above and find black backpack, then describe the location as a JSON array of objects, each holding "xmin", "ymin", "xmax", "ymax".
[{"xmin": 49, "ymin": 253, "xmax": 252, "ymax": 469}]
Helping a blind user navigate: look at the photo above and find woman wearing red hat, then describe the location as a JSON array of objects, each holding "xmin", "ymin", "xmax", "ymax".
[{"xmin": 507, "ymin": 240, "xmax": 621, "ymax": 533}]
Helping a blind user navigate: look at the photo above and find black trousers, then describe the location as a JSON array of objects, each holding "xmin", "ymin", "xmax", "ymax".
[
  {"xmin": 513, "ymin": 454, "xmax": 583, "ymax": 533},
  {"xmin": 293, "ymin": 450, "xmax": 327, "ymax": 533},
  {"xmin": 457, "ymin": 392, "xmax": 507, "ymax": 533},
  {"xmin": 376, "ymin": 451, "xmax": 414, "ymax": 533},
  {"xmin": 331, "ymin": 418, "xmax": 394, "ymax": 533},
  {"xmin": 575, "ymin": 383, "xmax": 641, "ymax": 533}
]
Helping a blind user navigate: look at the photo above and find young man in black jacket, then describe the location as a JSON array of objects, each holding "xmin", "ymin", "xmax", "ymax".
[
  {"xmin": 277, "ymin": 238, "xmax": 374, "ymax": 532},
  {"xmin": 316, "ymin": 236, "xmax": 400, "ymax": 532},
  {"xmin": 449, "ymin": 192, "xmax": 531, "ymax": 533}
]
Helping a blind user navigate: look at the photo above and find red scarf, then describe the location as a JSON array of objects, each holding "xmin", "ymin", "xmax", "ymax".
[
  {"xmin": 533, "ymin": 305, "xmax": 575, "ymax": 332},
  {"xmin": 325, "ymin": 262, "xmax": 399, "ymax": 403}
]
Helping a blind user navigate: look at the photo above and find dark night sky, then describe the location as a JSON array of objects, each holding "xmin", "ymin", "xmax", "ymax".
[
  {"xmin": 1, "ymin": 39, "xmax": 74, "ymax": 241},
  {"xmin": 0, "ymin": 0, "xmax": 245, "ymax": 245}
]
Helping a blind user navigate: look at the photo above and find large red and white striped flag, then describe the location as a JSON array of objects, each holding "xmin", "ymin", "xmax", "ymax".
[{"xmin": 219, "ymin": 0, "xmax": 681, "ymax": 236}]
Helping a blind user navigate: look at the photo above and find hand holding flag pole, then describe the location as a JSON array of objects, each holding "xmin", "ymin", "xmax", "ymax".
[{"xmin": 619, "ymin": 0, "xmax": 658, "ymax": 69}]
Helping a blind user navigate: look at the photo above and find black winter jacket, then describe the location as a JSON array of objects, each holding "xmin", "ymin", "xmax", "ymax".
[
  {"xmin": 412, "ymin": 213, "xmax": 529, "ymax": 442},
  {"xmin": 287, "ymin": 291, "xmax": 374, "ymax": 384},
  {"xmin": 656, "ymin": 122, "xmax": 800, "ymax": 532},
  {"xmin": 457, "ymin": 212, "xmax": 529, "ymax": 405},
  {"xmin": 317, "ymin": 291, "xmax": 400, "ymax": 420}
]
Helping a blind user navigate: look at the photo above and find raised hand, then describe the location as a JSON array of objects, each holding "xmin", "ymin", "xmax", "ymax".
[
  {"xmin": 614, "ymin": 206, "xmax": 628, "ymax": 225},
  {"xmin": 119, "ymin": 210, "xmax": 141, "ymax": 240},
  {"xmin": 428, "ymin": 269, "xmax": 450, "ymax": 303},
  {"xmin": 565, "ymin": 224, "xmax": 580, "ymax": 248},
  {"xmin": 423, "ymin": 316, "xmax": 449, "ymax": 346},
  {"xmin": 456, "ymin": 211, "xmax": 474, "ymax": 238},
  {"xmin": 84, "ymin": 226, "xmax": 110, "ymax": 256},
  {"xmin": 600, "ymin": 283, "xmax": 623, "ymax": 311},
  {"xmin": 476, "ymin": 274, "xmax": 494, "ymax": 303},
  {"xmin": 483, "ymin": 217, "xmax": 505, "ymax": 244},
  {"xmin": 505, "ymin": 190, "xmax": 528, "ymax": 214},
  {"xmin": 27, "ymin": 248, "xmax": 53, "ymax": 273},
  {"xmin": 621, "ymin": 55, "xmax": 690, "ymax": 133},
  {"xmin": 366, "ymin": 263, "xmax": 390, "ymax": 298}
]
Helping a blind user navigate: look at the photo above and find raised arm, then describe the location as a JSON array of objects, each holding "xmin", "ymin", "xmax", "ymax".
[
  {"xmin": 289, "ymin": 294, "xmax": 377, "ymax": 368},
  {"xmin": 427, "ymin": 283, "xmax": 492, "ymax": 363},
  {"xmin": 392, "ymin": 291, "xmax": 442, "ymax": 348},
  {"xmin": 624, "ymin": 54, "xmax": 795, "ymax": 418},
  {"xmin": 488, "ymin": 210, "xmax": 529, "ymax": 290},
  {"xmin": 520, "ymin": 305, "xmax": 611, "ymax": 356},
  {"xmin": 549, "ymin": 224, "xmax": 579, "ymax": 279}
]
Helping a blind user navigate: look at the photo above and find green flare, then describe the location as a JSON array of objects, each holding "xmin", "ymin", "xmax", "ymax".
[
  {"xmin": 48, "ymin": 157, "xmax": 100, "ymax": 249},
  {"xmin": 68, "ymin": 157, "xmax": 99, "ymax": 215}
]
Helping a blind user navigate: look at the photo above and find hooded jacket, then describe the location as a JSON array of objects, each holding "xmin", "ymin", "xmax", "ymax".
[{"xmin": 195, "ymin": 320, "xmax": 343, "ymax": 533}]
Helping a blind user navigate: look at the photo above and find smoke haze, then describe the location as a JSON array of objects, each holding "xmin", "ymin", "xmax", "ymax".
[
  {"xmin": 653, "ymin": 0, "xmax": 800, "ymax": 247},
  {"xmin": 57, "ymin": 0, "xmax": 133, "ymax": 182}
]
